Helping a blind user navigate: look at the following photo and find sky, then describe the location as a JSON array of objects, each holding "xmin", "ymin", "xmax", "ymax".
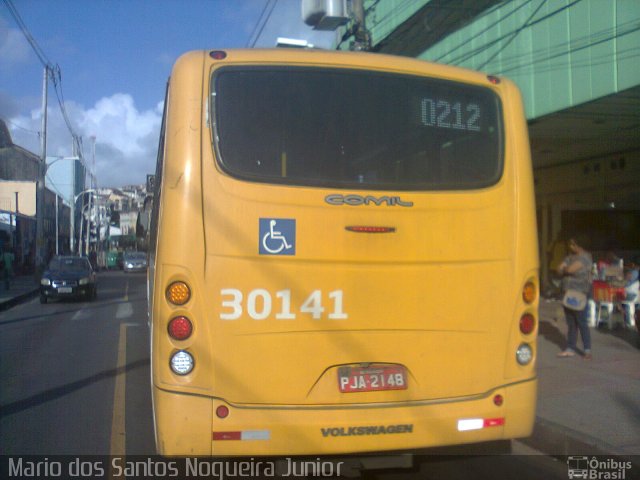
[{"xmin": 0, "ymin": 0, "xmax": 336, "ymax": 188}]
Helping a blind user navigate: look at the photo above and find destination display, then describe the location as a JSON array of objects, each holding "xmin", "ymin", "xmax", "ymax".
[{"xmin": 420, "ymin": 98, "xmax": 481, "ymax": 132}]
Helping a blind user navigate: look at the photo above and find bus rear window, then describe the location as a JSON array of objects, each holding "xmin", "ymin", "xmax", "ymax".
[{"xmin": 212, "ymin": 67, "xmax": 503, "ymax": 190}]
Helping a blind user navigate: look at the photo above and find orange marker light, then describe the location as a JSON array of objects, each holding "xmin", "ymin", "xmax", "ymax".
[
  {"xmin": 166, "ymin": 281, "xmax": 191, "ymax": 306},
  {"xmin": 522, "ymin": 281, "xmax": 536, "ymax": 304}
]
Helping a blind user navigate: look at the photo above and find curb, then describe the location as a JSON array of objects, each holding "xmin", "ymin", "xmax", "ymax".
[
  {"xmin": 521, "ymin": 416, "xmax": 640, "ymax": 468},
  {"xmin": 0, "ymin": 289, "xmax": 38, "ymax": 312}
]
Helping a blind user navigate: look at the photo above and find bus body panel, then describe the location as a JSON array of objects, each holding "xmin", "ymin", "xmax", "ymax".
[
  {"xmin": 153, "ymin": 380, "xmax": 535, "ymax": 456},
  {"xmin": 150, "ymin": 49, "xmax": 538, "ymax": 456}
]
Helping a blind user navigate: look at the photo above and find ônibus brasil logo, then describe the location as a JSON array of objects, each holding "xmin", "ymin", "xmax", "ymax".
[{"xmin": 567, "ymin": 456, "xmax": 633, "ymax": 479}]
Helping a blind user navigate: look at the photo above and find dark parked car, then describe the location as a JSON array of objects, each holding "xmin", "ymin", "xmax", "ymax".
[
  {"xmin": 123, "ymin": 251, "xmax": 148, "ymax": 273},
  {"xmin": 40, "ymin": 256, "xmax": 97, "ymax": 303}
]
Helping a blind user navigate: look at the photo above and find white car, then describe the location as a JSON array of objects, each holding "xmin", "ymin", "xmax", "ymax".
[{"xmin": 123, "ymin": 252, "xmax": 148, "ymax": 273}]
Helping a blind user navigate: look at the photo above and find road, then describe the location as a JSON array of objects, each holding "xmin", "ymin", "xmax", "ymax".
[
  {"xmin": 0, "ymin": 270, "xmax": 154, "ymax": 456},
  {"xmin": 0, "ymin": 271, "xmax": 573, "ymax": 479}
]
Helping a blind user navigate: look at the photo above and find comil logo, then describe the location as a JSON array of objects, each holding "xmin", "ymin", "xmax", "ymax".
[
  {"xmin": 567, "ymin": 456, "xmax": 633, "ymax": 479},
  {"xmin": 325, "ymin": 194, "xmax": 413, "ymax": 207}
]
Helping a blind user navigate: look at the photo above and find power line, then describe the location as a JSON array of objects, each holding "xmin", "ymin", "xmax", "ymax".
[
  {"xmin": 471, "ymin": 16, "xmax": 640, "ymax": 75},
  {"xmin": 433, "ymin": 0, "xmax": 535, "ymax": 63},
  {"xmin": 248, "ymin": 0, "xmax": 279, "ymax": 48},
  {"xmin": 2, "ymin": 0, "xmax": 84, "ymax": 159},
  {"xmin": 441, "ymin": 0, "xmax": 582, "ymax": 67},
  {"xmin": 476, "ymin": 0, "xmax": 548, "ymax": 71},
  {"xmin": 498, "ymin": 21, "xmax": 640, "ymax": 76},
  {"xmin": 0, "ymin": 117, "xmax": 40, "ymax": 136},
  {"xmin": 1, "ymin": 0, "xmax": 52, "ymax": 68},
  {"xmin": 246, "ymin": 0, "xmax": 273, "ymax": 48}
]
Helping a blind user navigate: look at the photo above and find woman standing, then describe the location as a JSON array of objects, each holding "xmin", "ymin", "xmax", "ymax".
[{"xmin": 556, "ymin": 234, "xmax": 593, "ymax": 359}]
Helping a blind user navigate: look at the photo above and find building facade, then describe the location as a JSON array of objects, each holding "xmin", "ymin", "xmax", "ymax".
[
  {"xmin": 339, "ymin": 0, "xmax": 640, "ymax": 286},
  {"xmin": 0, "ymin": 120, "xmax": 73, "ymax": 270}
]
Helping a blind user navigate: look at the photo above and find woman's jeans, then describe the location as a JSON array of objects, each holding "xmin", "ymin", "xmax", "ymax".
[{"xmin": 563, "ymin": 305, "xmax": 591, "ymax": 352}]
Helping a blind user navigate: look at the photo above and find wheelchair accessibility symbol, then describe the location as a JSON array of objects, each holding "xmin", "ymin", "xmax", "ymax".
[{"xmin": 259, "ymin": 218, "xmax": 296, "ymax": 255}]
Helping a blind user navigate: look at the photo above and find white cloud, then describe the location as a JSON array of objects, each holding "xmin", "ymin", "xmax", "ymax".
[
  {"xmin": 0, "ymin": 20, "xmax": 30, "ymax": 66},
  {"xmin": 81, "ymin": 93, "xmax": 160, "ymax": 157},
  {"xmin": 82, "ymin": 94, "xmax": 161, "ymax": 187},
  {"xmin": 6, "ymin": 93, "xmax": 162, "ymax": 188}
]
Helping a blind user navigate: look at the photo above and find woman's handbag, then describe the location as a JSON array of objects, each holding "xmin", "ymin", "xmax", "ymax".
[{"xmin": 562, "ymin": 289, "xmax": 587, "ymax": 311}]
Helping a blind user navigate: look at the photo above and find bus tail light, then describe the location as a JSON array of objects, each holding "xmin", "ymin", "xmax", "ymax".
[
  {"xmin": 522, "ymin": 280, "xmax": 537, "ymax": 304},
  {"xmin": 170, "ymin": 350, "xmax": 194, "ymax": 375},
  {"xmin": 168, "ymin": 316, "xmax": 193, "ymax": 340},
  {"xmin": 166, "ymin": 281, "xmax": 191, "ymax": 305},
  {"xmin": 515, "ymin": 343, "xmax": 533, "ymax": 365},
  {"xmin": 458, "ymin": 417, "xmax": 505, "ymax": 431},
  {"xmin": 519, "ymin": 313, "xmax": 536, "ymax": 335}
]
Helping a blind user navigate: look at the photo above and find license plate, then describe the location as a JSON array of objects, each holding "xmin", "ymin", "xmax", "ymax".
[
  {"xmin": 338, "ymin": 365, "xmax": 408, "ymax": 393},
  {"xmin": 57, "ymin": 287, "xmax": 73, "ymax": 293}
]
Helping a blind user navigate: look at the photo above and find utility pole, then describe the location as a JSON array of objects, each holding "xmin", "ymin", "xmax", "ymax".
[
  {"xmin": 85, "ymin": 193, "xmax": 91, "ymax": 256},
  {"xmin": 36, "ymin": 66, "xmax": 50, "ymax": 275},
  {"xmin": 351, "ymin": 0, "xmax": 371, "ymax": 51},
  {"xmin": 55, "ymin": 194, "xmax": 59, "ymax": 254}
]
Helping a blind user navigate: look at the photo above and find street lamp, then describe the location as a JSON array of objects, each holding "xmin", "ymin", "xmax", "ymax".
[
  {"xmin": 46, "ymin": 155, "xmax": 80, "ymax": 255},
  {"xmin": 74, "ymin": 189, "xmax": 96, "ymax": 256}
]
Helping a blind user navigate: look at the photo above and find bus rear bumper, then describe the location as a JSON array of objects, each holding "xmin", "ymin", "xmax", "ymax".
[{"xmin": 154, "ymin": 378, "xmax": 536, "ymax": 456}]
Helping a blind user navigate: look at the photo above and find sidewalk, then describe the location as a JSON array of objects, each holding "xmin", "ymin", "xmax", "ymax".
[
  {"xmin": 0, "ymin": 283, "xmax": 638, "ymax": 463},
  {"xmin": 523, "ymin": 299, "xmax": 640, "ymax": 463},
  {"xmin": 0, "ymin": 274, "xmax": 39, "ymax": 311}
]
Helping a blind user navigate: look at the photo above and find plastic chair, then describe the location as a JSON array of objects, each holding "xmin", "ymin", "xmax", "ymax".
[
  {"xmin": 586, "ymin": 299, "xmax": 597, "ymax": 327},
  {"xmin": 621, "ymin": 279, "xmax": 639, "ymax": 328},
  {"xmin": 596, "ymin": 300, "xmax": 616, "ymax": 329},
  {"xmin": 593, "ymin": 281, "xmax": 615, "ymax": 329},
  {"xmin": 620, "ymin": 301, "xmax": 638, "ymax": 328}
]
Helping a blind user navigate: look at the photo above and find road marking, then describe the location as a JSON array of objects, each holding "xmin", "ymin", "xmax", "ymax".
[
  {"xmin": 110, "ymin": 322, "xmax": 128, "ymax": 457},
  {"xmin": 72, "ymin": 308, "xmax": 91, "ymax": 321},
  {"xmin": 109, "ymin": 280, "xmax": 139, "ymax": 468},
  {"xmin": 116, "ymin": 302, "xmax": 133, "ymax": 319}
]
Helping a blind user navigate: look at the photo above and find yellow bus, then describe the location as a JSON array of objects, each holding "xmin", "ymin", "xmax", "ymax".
[{"xmin": 148, "ymin": 48, "xmax": 538, "ymax": 457}]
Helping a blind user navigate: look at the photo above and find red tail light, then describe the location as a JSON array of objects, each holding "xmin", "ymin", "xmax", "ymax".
[
  {"xmin": 519, "ymin": 313, "xmax": 536, "ymax": 335},
  {"xmin": 168, "ymin": 316, "xmax": 193, "ymax": 340}
]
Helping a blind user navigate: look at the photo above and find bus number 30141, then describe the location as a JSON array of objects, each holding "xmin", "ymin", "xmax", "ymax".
[{"xmin": 219, "ymin": 289, "xmax": 348, "ymax": 321}]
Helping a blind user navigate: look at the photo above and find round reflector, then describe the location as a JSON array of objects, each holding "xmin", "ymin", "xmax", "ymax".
[
  {"xmin": 168, "ymin": 316, "xmax": 193, "ymax": 340},
  {"xmin": 166, "ymin": 281, "xmax": 191, "ymax": 305},
  {"xmin": 170, "ymin": 350, "xmax": 194, "ymax": 375},
  {"xmin": 520, "ymin": 313, "xmax": 536, "ymax": 335},
  {"xmin": 493, "ymin": 394, "xmax": 504, "ymax": 407},
  {"xmin": 516, "ymin": 343, "xmax": 533, "ymax": 366},
  {"xmin": 216, "ymin": 405, "xmax": 230, "ymax": 419}
]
